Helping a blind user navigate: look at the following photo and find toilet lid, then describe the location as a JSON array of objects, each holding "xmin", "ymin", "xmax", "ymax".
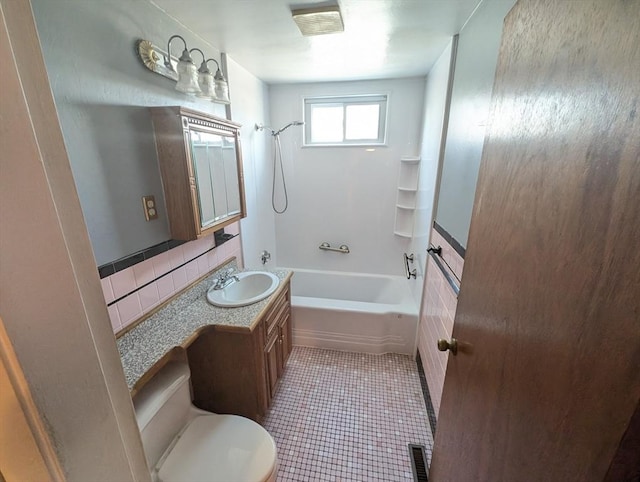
[{"xmin": 157, "ymin": 414, "xmax": 277, "ymax": 482}]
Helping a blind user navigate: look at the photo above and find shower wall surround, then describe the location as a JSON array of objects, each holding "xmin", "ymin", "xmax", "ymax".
[{"xmin": 269, "ymin": 78, "xmax": 426, "ymax": 276}]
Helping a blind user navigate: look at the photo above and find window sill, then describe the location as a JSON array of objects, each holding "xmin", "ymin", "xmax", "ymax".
[{"xmin": 301, "ymin": 143, "xmax": 388, "ymax": 148}]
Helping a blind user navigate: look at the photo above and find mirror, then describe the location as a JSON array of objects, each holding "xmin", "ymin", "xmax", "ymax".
[
  {"xmin": 30, "ymin": 0, "xmax": 234, "ymax": 268},
  {"xmin": 190, "ymin": 129, "xmax": 242, "ymax": 228},
  {"xmin": 434, "ymin": 0, "xmax": 514, "ymax": 250}
]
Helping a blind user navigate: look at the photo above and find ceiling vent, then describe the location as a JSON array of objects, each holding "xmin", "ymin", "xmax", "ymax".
[{"xmin": 291, "ymin": 5, "xmax": 344, "ymax": 36}]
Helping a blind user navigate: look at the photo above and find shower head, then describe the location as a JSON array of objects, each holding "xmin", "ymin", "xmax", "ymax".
[{"xmin": 273, "ymin": 120, "xmax": 304, "ymax": 136}]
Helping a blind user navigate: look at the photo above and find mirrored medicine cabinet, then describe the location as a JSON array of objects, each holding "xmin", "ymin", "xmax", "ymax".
[{"xmin": 150, "ymin": 106, "xmax": 246, "ymax": 241}]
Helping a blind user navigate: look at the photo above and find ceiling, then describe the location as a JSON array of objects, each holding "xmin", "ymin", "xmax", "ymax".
[{"xmin": 149, "ymin": 0, "xmax": 482, "ymax": 84}]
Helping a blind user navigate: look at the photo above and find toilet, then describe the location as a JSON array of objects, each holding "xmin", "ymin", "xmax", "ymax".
[{"xmin": 133, "ymin": 360, "xmax": 277, "ymax": 482}]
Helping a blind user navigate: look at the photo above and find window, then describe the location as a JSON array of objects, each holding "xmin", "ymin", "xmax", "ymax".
[{"xmin": 303, "ymin": 94, "xmax": 387, "ymax": 146}]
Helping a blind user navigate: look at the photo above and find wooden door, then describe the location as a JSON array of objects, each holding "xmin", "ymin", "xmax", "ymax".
[{"xmin": 430, "ymin": 1, "xmax": 640, "ymax": 481}]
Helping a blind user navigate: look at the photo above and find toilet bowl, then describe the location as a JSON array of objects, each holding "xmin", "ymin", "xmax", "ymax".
[{"xmin": 133, "ymin": 361, "xmax": 277, "ymax": 482}]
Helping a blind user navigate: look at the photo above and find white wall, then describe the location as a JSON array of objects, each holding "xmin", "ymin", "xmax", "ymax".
[
  {"xmin": 225, "ymin": 57, "xmax": 276, "ymax": 269},
  {"xmin": 409, "ymin": 41, "xmax": 455, "ymax": 305},
  {"xmin": 269, "ymin": 78, "xmax": 426, "ymax": 276}
]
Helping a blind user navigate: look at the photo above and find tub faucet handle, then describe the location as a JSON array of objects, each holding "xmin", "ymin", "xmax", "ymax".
[{"xmin": 260, "ymin": 250, "xmax": 271, "ymax": 265}]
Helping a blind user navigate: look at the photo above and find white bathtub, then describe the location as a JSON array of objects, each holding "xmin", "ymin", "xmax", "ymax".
[{"xmin": 285, "ymin": 268, "xmax": 419, "ymax": 355}]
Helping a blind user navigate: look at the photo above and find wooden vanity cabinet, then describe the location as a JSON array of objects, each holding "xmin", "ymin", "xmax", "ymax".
[
  {"xmin": 186, "ymin": 280, "xmax": 291, "ymax": 422},
  {"xmin": 263, "ymin": 282, "xmax": 292, "ymax": 402},
  {"xmin": 149, "ymin": 106, "xmax": 246, "ymax": 241}
]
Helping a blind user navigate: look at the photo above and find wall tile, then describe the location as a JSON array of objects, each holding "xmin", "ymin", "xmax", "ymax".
[
  {"xmin": 198, "ymin": 234, "xmax": 215, "ymax": 252},
  {"xmin": 171, "ymin": 267, "xmax": 188, "ymax": 291},
  {"xmin": 151, "ymin": 251, "xmax": 171, "ymax": 278},
  {"xmin": 156, "ymin": 274, "xmax": 175, "ymax": 301},
  {"xmin": 197, "ymin": 255, "xmax": 210, "ymax": 276},
  {"xmin": 107, "ymin": 304, "xmax": 120, "ymax": 332},
  {"xmin": 226, "ymin": 222, "xmax": 240, "ymax": 236},
  {"xmin": 207, "ymin": 248, "xmax": 219, "ymax": 269},
  {"xmin": 101, "ymin": 277, "xmax": 114, "ymax": 305},
  {"xmin": 133, "ymin": 258, "xmax": 155, "ymax": 287},
  {"xmin": 182, "ymin": 238, "xmax": 202, "ymax": 262},
  {"xmin": 218, "ymin": 236, "xmax": 241, "ymax": 262},
  {"xmin": 417, "ymin": 226, "xmax": 461, "ymax": 418},
  {"xmin": 116, "ymin": 293, "xmax": 142, "ymax": 328},
  {"xmin": 219, "ymin": 239, "xmax": 231, "ymax": 261},
  {"xmin": 168, "ymin": 245, "xmax": 185, "ymax": 269},
  {"xmin": 185, "ymin": 260, "xmax": 199, "ymax": 283},
  {"xmin": 110, "ymin": 267, "xmax": 136, "ymax": 299},
  {"xmin": 236, "ymin": 250, "xmax": 244, "ymax": 269},
  {"xmin": 138, "ymin": 282, "xmax": 159, "ymax": 312},
  {"xmin": 230, "ymin": 248, "xmax": 244, "ymax": 269}
]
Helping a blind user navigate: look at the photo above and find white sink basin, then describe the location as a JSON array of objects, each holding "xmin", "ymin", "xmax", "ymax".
[{"xmin": 206, "ymin": 271, "xmax": 280, "ymax": 307}]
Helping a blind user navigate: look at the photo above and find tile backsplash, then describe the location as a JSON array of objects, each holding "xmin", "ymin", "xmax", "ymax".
[
  {"xmin": 101, "ymin": 222, "xmax": 243, "ymax": 334},
  {"xmin": 416, "ymin": 225, "xmax": 464, "ymax": 417}
]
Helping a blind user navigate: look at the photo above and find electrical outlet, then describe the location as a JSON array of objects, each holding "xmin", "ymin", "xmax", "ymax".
[{"xmin": 142, "ymin": 195, "xmax": 158, "ymax": 221}]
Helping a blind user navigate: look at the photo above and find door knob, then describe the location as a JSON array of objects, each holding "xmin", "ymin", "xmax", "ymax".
[{"xmin": 437, "ymin": 338, "xmax": 458, "ymax": 356}]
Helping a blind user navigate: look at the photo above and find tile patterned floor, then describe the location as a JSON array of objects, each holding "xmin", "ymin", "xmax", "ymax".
[{"xmin": 262, "ymin": 346, "xmax": 434, "ymax": 482}]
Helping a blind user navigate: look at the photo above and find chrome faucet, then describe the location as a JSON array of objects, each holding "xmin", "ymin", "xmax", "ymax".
[{"xmin": 212, "ymin": 268, "xmax": 240, "ymax": 290}]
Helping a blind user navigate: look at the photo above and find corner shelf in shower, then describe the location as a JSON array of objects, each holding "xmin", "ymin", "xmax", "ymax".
[{"xmin": 394, "ymin": 157, "xmax": 420, "ymax": 238}]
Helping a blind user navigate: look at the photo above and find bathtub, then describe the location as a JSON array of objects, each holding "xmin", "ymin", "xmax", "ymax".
[{"xmin": 285, "ymin": 268, "xmax": 419, "ymax": 355}]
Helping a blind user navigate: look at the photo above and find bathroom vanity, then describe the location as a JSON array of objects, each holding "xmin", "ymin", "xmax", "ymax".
[
  {"xmin": 116, "ymin": 259, "xmax": 292, "ymax": 422},
  {"xmin": 188, "ymin": 281, "xmax": 291, "ymax": 421}
]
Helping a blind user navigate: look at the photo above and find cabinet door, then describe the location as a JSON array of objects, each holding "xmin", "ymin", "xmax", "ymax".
[
  {"xmin": 264, "ymin": 330, "xmax": 279, "ymax": 402},
  {"xmin": 278, "ymin": 314, "xmax": 291, "ymax": 375}
]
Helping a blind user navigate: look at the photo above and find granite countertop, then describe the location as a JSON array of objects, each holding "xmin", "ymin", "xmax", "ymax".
[{"xmin": 117, "ymin": 261, "xmax": 292, "ymax": 390}]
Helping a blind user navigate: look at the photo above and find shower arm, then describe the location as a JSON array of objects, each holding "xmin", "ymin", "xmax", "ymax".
[{"xmin": 255, "ymin": 121, "xmax": 304, "ymax": 136}]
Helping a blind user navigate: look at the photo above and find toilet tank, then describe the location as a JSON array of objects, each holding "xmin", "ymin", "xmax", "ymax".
[{"xmin": 133, "ymin": 361, "xmax": 193, "ymax": 472}]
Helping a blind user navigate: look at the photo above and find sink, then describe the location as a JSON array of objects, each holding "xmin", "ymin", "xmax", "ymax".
[{"xmin": 206, "ymin": 271, "xmax": 280, "ymax": 307}]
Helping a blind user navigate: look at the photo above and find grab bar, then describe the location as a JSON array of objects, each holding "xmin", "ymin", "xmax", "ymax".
[
  {"xmin": 404, "ymin": 253, "xmax": 416, "ymax": 279},
  {"xmin": 427, "ymin": 245, "xmax": 460, "ymax": 296},
  {"xmin": 319, "ymin": 242, "xmax": 350, "ymax": 254}
]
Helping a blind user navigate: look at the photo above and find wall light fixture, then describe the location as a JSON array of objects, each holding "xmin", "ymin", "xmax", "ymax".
[{"xmin": 136, "ymin": 38, "xmax": 230, "ymax": 104}]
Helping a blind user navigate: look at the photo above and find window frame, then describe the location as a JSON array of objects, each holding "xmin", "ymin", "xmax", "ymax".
[{"xmin": 302, "ymin": 94, "xmax": 388, "ymax": 147}]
